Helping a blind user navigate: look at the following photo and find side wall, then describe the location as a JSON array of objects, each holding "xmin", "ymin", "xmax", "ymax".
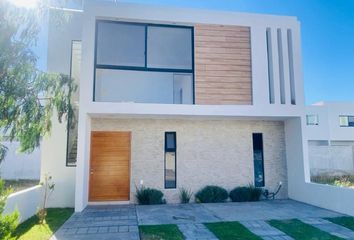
[
  {"xmin": 286, "ymin": 117, "xmax": 354, "ymax": 216},
  {"xmin": 0, "ymin": 142, "xmax": 40, "ymax": 180},
  {"xmin": 40, "ymin": 114, "xmax": 76, "ymax": 207},
  {"xmin": 41, "ymin": 9, "xmax": 83, "ymax": 207},
  {"xmin": 3, "ymin": 185, "xmax": 43, "ymax": 223},
  {"xmin": 91, "ymin": 118, "xmax": 288, "ymax": 203}
]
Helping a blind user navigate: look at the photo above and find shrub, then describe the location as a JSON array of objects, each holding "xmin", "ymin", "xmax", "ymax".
[
  {"xmin": 135, "ymin": 186, "xmax": 165, "ymax": 205},
  {"xmin": 179, "ymin": 187, "xmax": 193, "ymax": 204},
  {"xmin": 229, "ymin": 185, "xmax": 262, "ymax": 202},
  {"xmin": 0, "ymin": 179, "xmax": 19, "ymax": 240},
  {"xmin": 195, "ymin": 185, "xmax": 228, "ymax": 203}
]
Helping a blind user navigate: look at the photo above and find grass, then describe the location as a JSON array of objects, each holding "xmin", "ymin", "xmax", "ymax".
[
  {"xmin": 326, "ymin": 216, "xmax": 354, "ymax": 231},
  {"xmin": 139, "ymin": 224, "xmax": 184, "ymax": 240},
  {"xmin": 13, "ymin": 208, "xmax": 74, "ymax": 240},
  {"xmin": 311, "ymin": 174, "xmax": 354, "ymax": 188},
  {"xmin": 4, "ymin": 179, "xmax": 39, "ymax": 193},
  {"xmin": 205, "ymin": 221, "xmax": 262, "ymax": 240},
  {"xmin": 268, "ymin": 219, "xmax": 343, "ymax": 240}
]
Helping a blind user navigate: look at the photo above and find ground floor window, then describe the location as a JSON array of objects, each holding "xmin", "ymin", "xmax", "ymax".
[
  {"xmin": 165, "ymin": 132, "xmax": 176, "ymax": 189},
  {"xmin": 253, "ymin": 133, "xmax": 265, "ymax": 187}
]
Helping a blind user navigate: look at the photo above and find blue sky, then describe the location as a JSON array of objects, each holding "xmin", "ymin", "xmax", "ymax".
[{"xmin": 119, "ymin": 0, "xmax": 354, "ymax": 104}]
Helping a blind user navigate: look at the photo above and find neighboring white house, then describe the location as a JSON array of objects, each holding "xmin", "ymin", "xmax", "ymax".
[
  {"xmin": 305, "ymin": 102, "xmax": 354, "ymax": 175},
  {"xmin": 38, "ymin": 0, "xmax": 354, "ymax": 216},
  {"xmin": 0, "ymin": 142, "xmax": 40, "ymax": 180}
]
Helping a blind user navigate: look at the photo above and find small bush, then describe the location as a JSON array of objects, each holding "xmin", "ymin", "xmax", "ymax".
[
  {"xmin": 0, "ymin": 179, "xmax": 19, "ymax": 240},
  {"xmin": 195, "ymin": 185, "xmax": 228, "ymax": 203},
  {"xmin": 179, "ymin": 188, "xmax": 193, "ymax": 204},
  {"xmin": 229, "ymin": 185, "xmax": 262, "ymax": 202},
  {"xmin": 135, "ymin": 186, "xmax": 165, "ymax": 205}
]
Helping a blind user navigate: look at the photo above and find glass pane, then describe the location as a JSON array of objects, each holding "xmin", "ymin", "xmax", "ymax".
[
  {"xmin": 306, "ymin": 115, "xmax": 319, "ymax": 125},
  {"xmin": 339, "ymin": 116, "xmax": 349, "ymax": 127},
  {"xmin": 95, "ymin": 69, "xmax": 193, "ymax": 104},
  {"xmin": 147, "ymin": 26, "xmax": 192, "ymax": 69},
  {"xmin": 254, "ymin": 150, "xmax": 264, "ymax": 187},
  {"xmin": 252, "ymin": 133, "xmax": 264, "ymax": 187},
  {"xmin": 348, "ymin": 116, "xmax": 354, "ymax": 126},
  {"xmin": 165, "ymin": 133, "xmax": 176, "ymax": 151},
  {"xmin": 165, "ymin": 152, "xmax": 176, "ymax": 188},
  {"xmin": 173, "ymin": 74, "xmax": 193, "ymax": 104},
  {"xmin": 96, "ymin": 22, "xmax": 145, "ymax": 67}
]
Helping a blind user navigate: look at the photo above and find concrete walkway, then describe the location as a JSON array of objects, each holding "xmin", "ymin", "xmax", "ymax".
[
  {"xmin": 51, "ymin": 205, "xmax": 139, "ymax": 240},
  {"xmin": 52, "ymin": 200, "xmax": 347, "ymax": 240},
  {"xmin": 241, "ymin": 220, "xmax": 294, "ymax": 240},
  {"xmin": 301, "ymin": 218, "xmax": 354, "ymax": 239}
]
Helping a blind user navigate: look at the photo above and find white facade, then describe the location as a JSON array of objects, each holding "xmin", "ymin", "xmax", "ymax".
[
  {"xmin": 305, "ymin": 102, "xmax": 354, "ymax": 175},
  {"xmin": 74, "ymin": 1, "xmax": 304, "ymax": 211},
  {"xmin": 305, "ymin": 101, "xmax": 354, "ymax": 142},
  {"xmin": 40, "ymin": 1, "xmax": 354, "ymax": 217}
]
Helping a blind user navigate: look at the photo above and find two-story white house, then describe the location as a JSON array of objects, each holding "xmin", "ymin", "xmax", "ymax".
[
  {"xmin": 305, "ymin": 101, "xmax": 354, "ymax": 175},
  {"xmin": 40, "ymin": 1, "xmax": 354, "ymax": 215}
]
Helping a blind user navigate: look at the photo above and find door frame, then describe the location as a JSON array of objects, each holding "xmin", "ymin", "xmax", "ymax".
[{"xmin": 88, "ymin": 131, "xmax": 131, "ymax": 202}]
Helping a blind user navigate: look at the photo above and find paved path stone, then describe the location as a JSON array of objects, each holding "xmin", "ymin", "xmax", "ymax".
[
  {"xmin": 51, "ymin": 205, "xmax": 139, "ymax": 240},
  {"xmin": 301, "ymin": 218, "xmax": 354, "ymax": 239},
  {"xmin": 241, "ymin": 220, "xmax": 294, "ymax": 240},
  {"xmin": 178, "ymin": 223, "xmax": 218, "ymax": 240}
]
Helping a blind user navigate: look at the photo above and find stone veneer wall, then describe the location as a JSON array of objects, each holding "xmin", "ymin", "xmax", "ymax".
[{"xmin": 91, "ymin": 118, "xmax": 288, "ymax": 203}]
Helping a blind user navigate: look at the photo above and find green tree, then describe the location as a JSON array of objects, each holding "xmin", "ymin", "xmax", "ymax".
[{"xmin": 0, "ymin": 0, "xmax": 76, "ymax": 162}]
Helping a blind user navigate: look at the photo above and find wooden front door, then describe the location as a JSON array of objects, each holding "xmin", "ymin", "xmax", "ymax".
[{"xmin": 89, "ymin": 131, "xmax": 131, "ymax": 201}]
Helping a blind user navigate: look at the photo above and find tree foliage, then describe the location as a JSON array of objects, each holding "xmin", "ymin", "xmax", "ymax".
[{"xmin": 0, "ymin": 1, "xmax": 76, "ymax": 161}]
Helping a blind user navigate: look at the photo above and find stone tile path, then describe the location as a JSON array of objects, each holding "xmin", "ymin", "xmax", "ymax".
[
  {"xmin": 52, "ymin": 200, "xmax": 352, "ymax": 240},
  {"xmin": 301, "ymin": 218, "xmax": 354, "ymax": 239},
  {"xmin": 241, "ymin": 220, "xmax": 294, "ymax": 240},
  {"xmin": 178, "ymin": 223, "xmax": 218, "ymax": 240},
  {"xmin": 51, "ymin": 205, "xmax": 139, "ymax": 240}
]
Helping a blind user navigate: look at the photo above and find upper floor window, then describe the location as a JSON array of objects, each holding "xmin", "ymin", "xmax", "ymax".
[
  {"xmin": 94, "ymin": 21, "xmax": 194, "ymax": 104},
  {"xmin": 306, "ymin": 114, "xmax": 319, "ymax": 126},
  {"xmin": 339, "ymin": 115, "xmax": 354, "ymax": 127},
  {"xmin": 97, "ymin": 22, "xmax": 145, "ymax": 67}
]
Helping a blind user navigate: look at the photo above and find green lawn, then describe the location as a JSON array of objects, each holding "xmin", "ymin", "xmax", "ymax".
[
  {"xmin": 268, "ymin": 219, "xmax": 343, "ymax": 240},
  {"xmin": 139, "ymin": 224, "xmax": 184, "ymax": 240},
  {"xmin": 326, "ymin": 216, "xmax": 354, "ymax": 231},
  {"xmin": 205, "ymin": 221, "xmax": 262, "ymax": 240},
  {"xmin": 13, "ymin": 208, "xmax": 74, "ymax": 240}
]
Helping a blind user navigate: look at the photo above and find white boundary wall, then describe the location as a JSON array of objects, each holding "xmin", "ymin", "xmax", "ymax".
[
  {"xmin": 3, "ymin": 185, "xmax": 43, "ymax": 223},
  {"xmin": 0, "ymin": 142, "xmax": 40, "ymax": 180},
  {"xmin": 286, "ymin": 117, "xmax": 354, "ymax": 216}
]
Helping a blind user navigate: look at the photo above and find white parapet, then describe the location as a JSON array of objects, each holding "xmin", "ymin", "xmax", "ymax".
[{"xmin": 3, "ymin": 185, "xmax": 43, "ymax": 223}]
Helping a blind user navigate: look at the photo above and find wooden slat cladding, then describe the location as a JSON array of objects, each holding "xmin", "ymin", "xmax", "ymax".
[
  {"xmin": 194, "ymin": 24, "xmax": 252, "ymax": 105},
  {"xmin": 89, "ymin": 131, "xmax": 131, "ymax": 201}
]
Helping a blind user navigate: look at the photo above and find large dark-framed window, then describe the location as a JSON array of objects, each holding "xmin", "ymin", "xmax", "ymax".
[
  {"xmin": 164, "ymin": 132, "xmax": 177, "ymax": 189},
  {"xmin": 93, "ymin": 20, "xmax": 195, "ymax": 104},
  {"xmin": 252, "ymin": 133, "xmax": 265, "ymax": 187}
]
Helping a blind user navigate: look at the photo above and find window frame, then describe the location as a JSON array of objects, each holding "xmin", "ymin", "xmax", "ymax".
[
  {"xmin": 164, "ymin": 132, "xmax": 177, "ymax": 189},
  {"xmin": 66, "ymin": 40, "xmax": 81, "ymax": 167},
  {"xmin": 93, "ymin": 20, "xmax": 195, "ymax": 103},
  {"xmin": 306, "ymin": 114, "xmax": 319, "ymax": 126},
  {"xmin": 339, "ymin": 115, "xmax": 354, "ymax": 127},
  {"xmin": 252, "ymin": 133, "xmax": 265, "ymax": 187}
]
